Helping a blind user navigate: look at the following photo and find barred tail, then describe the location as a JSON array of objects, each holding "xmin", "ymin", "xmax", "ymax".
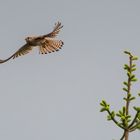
[{"xmin": 39, "ymin": 40, "xmax": 64, "ymax": 54}]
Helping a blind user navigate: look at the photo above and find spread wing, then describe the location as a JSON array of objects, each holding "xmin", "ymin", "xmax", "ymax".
[
  {"xmin": 12, "ymin": 22, "xmax": 63, "ymax": 57},
  {"xmin": 12, "ymin": 43, "xmax": 33, "ymax": 59},
  {"xmin": 0, "ymin": 21, "xmax": 63, "ymax": 64},
  {"xmin": 39, "ymin": 38, "xmax": 63, "ymax": 54},
  {"xmin": 35, "ymin": 21, "xmax": 64, "ymax": 54},
  {"xmin": 42, "ymin": 22, "xmax": 63, "ymax": 38},
  {"xmin": 0, "ymin": 44, "xmax": 33, "ymax": 64}
]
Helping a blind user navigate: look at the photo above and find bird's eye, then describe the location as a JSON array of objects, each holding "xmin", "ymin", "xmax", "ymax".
[{"xmin": 27, "ymin": 37, "xmax": 30, "ymax": 40}]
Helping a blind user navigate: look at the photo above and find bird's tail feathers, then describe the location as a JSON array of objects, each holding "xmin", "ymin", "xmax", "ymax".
[{"xmin": 39, "ymin": 40, "xmax": 64, "ymax": 54}]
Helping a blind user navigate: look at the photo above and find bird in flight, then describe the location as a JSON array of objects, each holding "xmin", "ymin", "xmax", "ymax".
[{"xmin": 0, "ymin": 22, "xmax": 63, "ymax": 64}]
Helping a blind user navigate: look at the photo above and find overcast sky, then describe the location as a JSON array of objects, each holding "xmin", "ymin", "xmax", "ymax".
[{"xmin": 0, "ymin": 0, "xmax": 140, "ymax": 140}]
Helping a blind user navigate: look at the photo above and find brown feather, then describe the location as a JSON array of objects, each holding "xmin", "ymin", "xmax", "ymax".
[
  {"xmin": 42, "ymin": 22, "xmax": 63, "ymax": 38},
  {"xmin": 13, "ymin": 44, "xmax": 33, "ymax": 59}
]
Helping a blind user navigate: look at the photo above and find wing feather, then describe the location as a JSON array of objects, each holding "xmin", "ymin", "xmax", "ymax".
[
  {"xmin": 13, "ymin": 44, "xmax": 33, "ymax": 59},
  {"xmin": 39, "ymin": 38, "xmax": 63, "ymax": 54},
  {"xmin": 42, "ymin": 22, "xmax": 63, "ymax": 38}
]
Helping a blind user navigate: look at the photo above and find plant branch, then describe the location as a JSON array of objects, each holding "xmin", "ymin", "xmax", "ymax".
[
  {"xmin": 128, "ymin": 111, "xmax": 139, "ymax": 129},
  {"xmin": 100, "ymin": 51, "xmax": 139, "ymax": 140},
  {"xmin": 107, "ymin": 110, "xmax": 126, "ymax": 130},
  {"xmin": 125, "ymin": 55, "xmax": 132, "ymax": 115},
  {"xmin": 120, "ymin": 131, "xmax": 125, "ymax": 140},
  {"xmin": 129, "ymin": 121, "xmax": 140, "ymax": 132},
  {"xmin": 124, "ymin": 53, "xmax": 133, "ymax": 140}
]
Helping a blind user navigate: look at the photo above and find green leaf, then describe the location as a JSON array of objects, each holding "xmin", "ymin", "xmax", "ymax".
[
  {"xmin": 100, "ymin": 102, "xmax": 104, "ymax": 107},
  {"xmin": 136, "ymin": 122, "xmax": 140, "ymax": 130},
  {"xmin": 123, "ymin": 87, "xmax": 128, "ymax": 92},
  {"xmin": 119, "ymin": 110, "xmax": 123, "ymax": 116},
  {"xmin": 133, "ymin": 107, "xmax": 140, "ymax": 112},
  {"xmin": 122, "ymin": 107, "xmax": 126, "ymax": 114},
  {"xmin": 133, "ymin": 106, "xmax": 137, "ymax": 111},
  {"xmin": 128, "ymin": 93, "xmax": 131, "ymax": 98},
  {"xmin": 116, "ymin": 113, "xmax": 121, "ymax": 117},
  {"xmin": 111, "ymin": 111, "xmax": 115, "ymax": 118},
  {"xmin": 100, "ymin": 100, "xmax": 107, "ymax": 107},
  {"xmin": 123, "ymin": 81, "xmax": 128, "ymax": 87},
  {"xmin": 124, "ymin": 51, "xmax": 131, "ymax": 55},
  {"xmin": 123, "ymin": 97, "xmax": 127, "ymax": 101},
  {"xmin": 127, "ymin": 119, "xmax": 131, "ymax": 122},
  {"xmin": 132, "ymin": 57, "xmax": 138, "ymax": 61},
  {"xmin": 131, "ymin": 78, "xmax": 138, "ymax": 82},
  {"xmin": 137, "ymin": 125, "xmax": 140, "ymax": 130},
  {"xmin": 102, "ymin": 100, "xmax": 107, "ymax": 104},
  {"xmin": 121, "ymin": 116, "xmax": 125, "ymax": 121},
  {"xmin": 126, "ymin": 115, "xmax": 131, "ymax": 119},
  {"xmin": 106, "ymin": 105, "xmax": 110, "ymax": 110},
  {"xmin": 127, "ymin": 72, "xmax": 131, "ymax": 78},
  {"xmin": 107, "ymin": 115, "xmax": 112, "ymax": 121},
  {"xmin": 131, "ymin": 68, "xmax": 136, "ymax": 72},
  {"xmin": 100, "ymin": 100, "xmax": 107, "ymax": 106},
  {"xmin": 130, "ymin": 75, "xmax": 135, "ymax": 80},
  {"xmin": 100, "ymin": 108, "xmax": 107, "ymax": 112},
  {"xmin": 138, "ymin": 113, "xmax": 140, "ymax": 120},
  {"xmin": 129, "ymin": 97, "xmax": 136, "ymax": 101},
  {"xmin": 124, "ymin": 64, "xmax": 130, "ymax": 70},
  {"xmin": 132, "ymin": 64, "xmax": 136, "ymax": 68}
]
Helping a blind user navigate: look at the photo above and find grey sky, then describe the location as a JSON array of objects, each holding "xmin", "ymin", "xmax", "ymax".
[{"xmin": 0, "ymin": 0, "xmax": 140, "ymax": 140}]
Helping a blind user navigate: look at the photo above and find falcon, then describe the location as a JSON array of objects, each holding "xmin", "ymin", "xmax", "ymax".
[{"xmin": 0, "ymin": 22, "xmax": 63, "ymax": 64}]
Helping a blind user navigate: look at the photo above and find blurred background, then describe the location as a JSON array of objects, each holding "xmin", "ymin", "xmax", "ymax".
[{"xmin": 0, "ymin": 0, "xmax": 140, "ymax": 139}]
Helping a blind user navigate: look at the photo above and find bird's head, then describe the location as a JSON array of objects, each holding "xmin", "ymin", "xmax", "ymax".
[{"xmin": 25, "ymin": 37, "xmax": 34, "ymax": 43}]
